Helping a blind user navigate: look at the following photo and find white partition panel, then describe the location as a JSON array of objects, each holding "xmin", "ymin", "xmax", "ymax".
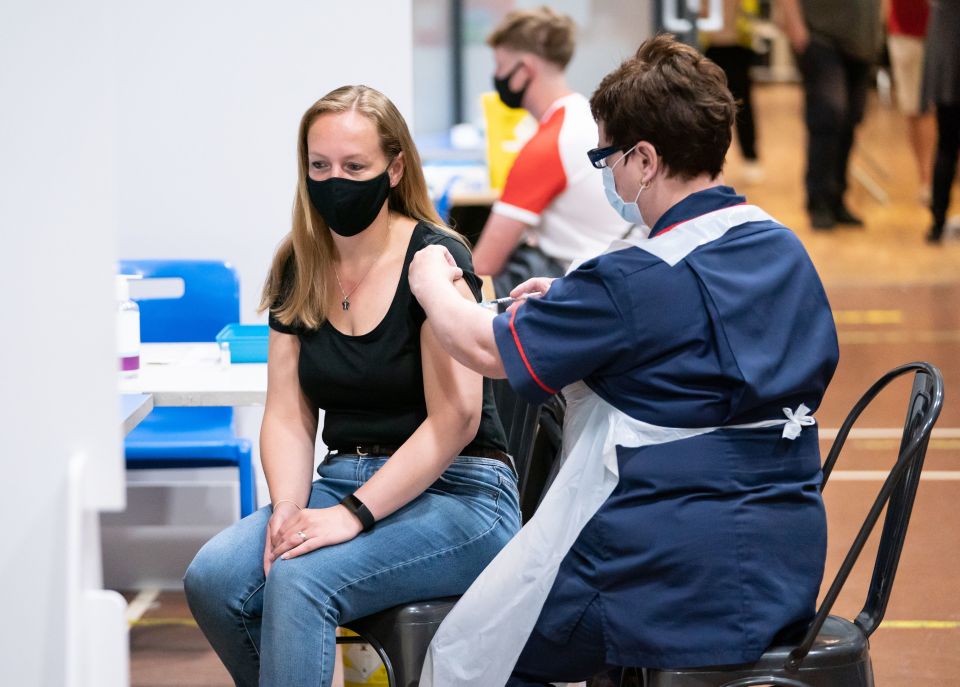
[{"xmin": 0, "ymin": 0, "xmax": 126, "ymax": 684}]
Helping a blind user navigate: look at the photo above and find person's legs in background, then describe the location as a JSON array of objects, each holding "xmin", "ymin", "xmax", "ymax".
[
  {"xmin": 831, "ymin": 49, "xmax": 871, "ymax": 226},
  {"xmin": 907, "ymin": 114, "xmax": 938, "ymax": 204},
  {"xmin": 797, "ymin": 35, "xmax": 848, "ymax": 229},
  {"xmin": 888, "ymin": 33, "xmax": 937, "ymax": 204},
  {"xmin": 928, "ymin": 103, "xmax": 960, "ymax": 242},
  {"xmin": 707, "ymin": 45, "xmax": 764, "ymax": 184}
]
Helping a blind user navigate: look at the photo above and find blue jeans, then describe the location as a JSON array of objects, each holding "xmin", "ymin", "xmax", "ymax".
[{"xmin": 184, "ymin": 454, "xmax": 520, "ymax": 687}]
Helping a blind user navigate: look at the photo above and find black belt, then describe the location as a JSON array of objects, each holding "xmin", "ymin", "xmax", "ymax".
[{"xmin": 328, "ymin": 444, "xmax": 515, "ymax": 472}]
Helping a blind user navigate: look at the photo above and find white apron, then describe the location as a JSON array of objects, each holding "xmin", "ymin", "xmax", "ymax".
[{"xmin": 421, "ymin": 381, "xmax": 812, "ymax": 687}]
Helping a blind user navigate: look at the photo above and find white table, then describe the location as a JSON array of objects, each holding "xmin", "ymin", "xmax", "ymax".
[
  {"xmin": 118, "ymin": 343, "xmax": 267, "ymax": 407},
  {"xmin": 120, "ymin": 393, "xmax": 155, "ymax": 435}
]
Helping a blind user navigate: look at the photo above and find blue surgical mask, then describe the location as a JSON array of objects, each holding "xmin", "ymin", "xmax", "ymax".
[{"xmin": 601, "ymin": 144, "xmax": 645, "ymax": 226}]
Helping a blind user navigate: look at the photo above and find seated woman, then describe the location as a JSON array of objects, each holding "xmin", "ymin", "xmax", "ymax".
[
  {"xmin": 410, "ymin": 35, "xmax": 839, "ymax": 687},
  {"xmin": 184, "ymin": 84, "xmax": 520, "ymax": 687}
]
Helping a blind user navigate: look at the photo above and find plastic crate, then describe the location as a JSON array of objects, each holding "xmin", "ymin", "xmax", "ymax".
[{"xmin": 215, "ymin": 324, "xmax": 269, "ymax": 363}]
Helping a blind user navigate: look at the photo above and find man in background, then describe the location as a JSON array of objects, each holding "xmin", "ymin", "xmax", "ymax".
[
  {"xmin": 474, "ymin": 6, "xmax": 630, "ymax": 295},
  {"xmin": 778, "ymin": 0, "xmax": 882, "ymax": 230}
]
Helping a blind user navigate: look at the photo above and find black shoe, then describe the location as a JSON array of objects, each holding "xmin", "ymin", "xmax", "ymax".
[
  {"xmin": 833, "ymin": 204, "xmax": 864, "ymax": 226},
  {"xmin": 926, "ymin": 226, "xmax": 943, "ymax": 244},
  {"xmin": 809, "ymin": 205, "xmax": 836, "ymax": 230}
]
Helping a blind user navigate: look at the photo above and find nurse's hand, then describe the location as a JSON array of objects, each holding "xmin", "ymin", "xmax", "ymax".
[
  {"xmin": 507, "ymin": 277, "xmax": 555, "ymax": 313},
  {"xmin": 409, "ymin": 244, "xmax": 463, "ymax": 301},
  {"xmin": 269, "ymin": 505, "xmax": 364, "ymax": 563}
]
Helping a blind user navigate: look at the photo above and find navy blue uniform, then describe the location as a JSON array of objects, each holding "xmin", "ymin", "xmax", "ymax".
[{"xmin": 492, "ymin": 187, "xmax": 839, "ymax": 679}]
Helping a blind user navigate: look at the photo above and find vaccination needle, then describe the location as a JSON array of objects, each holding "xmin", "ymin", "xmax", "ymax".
[{"xmin": 479, "ymin": 291, "xmax": 542, "ymax": 309}]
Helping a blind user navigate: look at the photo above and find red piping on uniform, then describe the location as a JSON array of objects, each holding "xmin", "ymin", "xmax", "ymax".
[{"xmin": 508, "ymin": 308, "xmax": 557, "ymax": 395}]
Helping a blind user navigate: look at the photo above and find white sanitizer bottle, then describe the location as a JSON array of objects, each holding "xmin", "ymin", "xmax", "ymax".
[{"xmin": 116, "ymin": 275, "xmax": 141, "ymax": 378}]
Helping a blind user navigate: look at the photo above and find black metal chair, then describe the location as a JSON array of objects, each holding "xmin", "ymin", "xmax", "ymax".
[
  {"xmin": 493, "ymin": 377, "xmax": 546, "ymax": 508},
  {"xmin": 518, "ymin": 391, "xmax": 565, "ymax": 522},
  {"xmin": 639, "ymin": 362, "xmax": 944, "ymax": 687},
  {"xmin": 337, "ymin": 381, "xmax": 564, "ymax": 686}
]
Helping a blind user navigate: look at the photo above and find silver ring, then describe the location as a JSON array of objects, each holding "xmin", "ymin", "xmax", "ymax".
[{"xmin": 296, "ymin": 530, "xmax": 307, "ymax": 542}]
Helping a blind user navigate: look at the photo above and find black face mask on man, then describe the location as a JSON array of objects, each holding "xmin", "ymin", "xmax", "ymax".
[
  {"xmin": 493, "ymin": 62, "xmax": 528, "ymax": 109},
  {"xmin": 306, "ymin": 166, "xmax": 392, "ymax": 237}
]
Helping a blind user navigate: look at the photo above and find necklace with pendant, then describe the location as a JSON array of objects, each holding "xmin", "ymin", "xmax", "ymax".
[{"xmin": 332, "ymin": 216, "xmax": 391, "ymax": 311}]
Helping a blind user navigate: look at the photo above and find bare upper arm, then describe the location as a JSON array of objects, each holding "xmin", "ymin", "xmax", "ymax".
[
  {"xmin": 419, "ymin": 279, "xmax": 484, "ymax": 441},
  {"xmin": 265, "ymin": 328, "xmax": 318, "ymax": 436}
]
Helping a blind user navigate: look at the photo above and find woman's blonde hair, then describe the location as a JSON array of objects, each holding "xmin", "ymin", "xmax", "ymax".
[{"xmin": 260, "ymin": 84, "xmax": 462, "ymax": 330}]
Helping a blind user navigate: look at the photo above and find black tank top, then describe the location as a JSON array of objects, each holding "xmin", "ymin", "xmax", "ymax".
[{"xmin": 269, "ymin": 222, "xmax": 507, "ymax": 453}]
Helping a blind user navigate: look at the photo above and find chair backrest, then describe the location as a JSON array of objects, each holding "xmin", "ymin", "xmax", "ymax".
[
  {"xmin": 523, "ymin": 394, "xmax": 565, "ymax": 519},
  {"xmin": 490, "ymin": 378, "xmax": 566, "ymax": 523},
  {"xmin": 491, "ymin": 378, "xmax": 542, "ymax": 497},
  {"xmin": 786, "ymin": 362, "xmax": 944, "ymax": 671},
  {"xmin": 118, "ymin": 259, "xmax": 240, "ymax": 342}
]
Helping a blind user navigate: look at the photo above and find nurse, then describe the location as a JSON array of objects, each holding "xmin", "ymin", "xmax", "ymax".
[{"xmin": 409, "ymin": 34, "xmax": 839, "ymax": 686}]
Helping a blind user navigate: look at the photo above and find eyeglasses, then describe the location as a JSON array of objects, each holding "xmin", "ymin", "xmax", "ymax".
[
  {"xmin": 587, "ymin": 142, "xmax": 659, "ymax": 169},
  {"xmin": 587, "ymin": 144, "xmax": 628, "ymax": 169}
]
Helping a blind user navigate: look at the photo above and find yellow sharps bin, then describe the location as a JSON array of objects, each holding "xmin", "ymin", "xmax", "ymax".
[
  {"xmin": 341, "ymin": 628, "xmax": 389, "ymax": 687},
  {"xmin": 481, "ymin": 91, "xmax": 536, "ymax": 192}
]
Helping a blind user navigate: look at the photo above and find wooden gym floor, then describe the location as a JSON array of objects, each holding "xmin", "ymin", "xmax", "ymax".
[{"xmin": 125, "ymin": 83, "xmax": 960, "ymax": 686}]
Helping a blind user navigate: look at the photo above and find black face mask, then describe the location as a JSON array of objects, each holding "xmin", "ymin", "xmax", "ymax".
[
  {"xmin": 493, "ymin": 62, "xmax": 528, "ymax": 109},
  {"xmin": 306, "ymin": 167, "xmax": 391, "ymax": 237}
]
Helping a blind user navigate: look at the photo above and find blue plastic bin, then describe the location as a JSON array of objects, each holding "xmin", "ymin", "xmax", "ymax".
[{"xmin": 216, "ymin": 324, "xmax": 269, "ymax": 363}]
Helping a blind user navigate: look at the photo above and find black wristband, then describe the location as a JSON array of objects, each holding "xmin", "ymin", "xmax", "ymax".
[{"xmin": 340, "ymin": 493, "xmax": 376, "ymax": 532}]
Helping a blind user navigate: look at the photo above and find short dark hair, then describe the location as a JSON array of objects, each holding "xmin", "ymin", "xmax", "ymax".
[
  {"xmin": 590, "ymin": 34, "xmax": 735, "ymax": 180},
  {"xmin": 486, "ymin": 6, "xmax": 576, "ymax": 68}
]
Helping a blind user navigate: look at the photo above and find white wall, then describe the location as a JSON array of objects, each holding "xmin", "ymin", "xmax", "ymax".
[
  {"xmin": 114, "ymin": 1, "xmax": 414, "ymax": 326},
  {"xmin": 1, "ymin": 0, "xmax": 126, "ymax": 683},
  {"xmin": 460, "ymin": 0, "xmax": 654, "ymax": 129},
  {"xmin": 103, "ymin": 1, "xmax": 415, "ymax": 589}
]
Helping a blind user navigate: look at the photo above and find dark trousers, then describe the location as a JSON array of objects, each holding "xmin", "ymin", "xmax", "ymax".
[
  {"xmin": 506, "ymin": 596, "xmax": 615, "ymax": 686},
  {"xmin": 930, "ymin": 103, "xmax": 960, "ymax": 237},
  {"xmin": 706, "ymin": 45, "xmax": 758, "ymax": 161},
  {"xmin": 796, "ymin": 35, "xmax": 871, "ymax": 211}
]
